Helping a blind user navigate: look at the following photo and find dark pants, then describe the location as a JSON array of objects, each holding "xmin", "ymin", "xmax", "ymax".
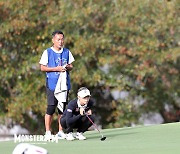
[
  {"xmin": 60, "ymin": 115, "xmax": 95, "ymax": 133},
  {"xmin": 46, "ymin": 86, "xmax": 69, "ymax": 115}
]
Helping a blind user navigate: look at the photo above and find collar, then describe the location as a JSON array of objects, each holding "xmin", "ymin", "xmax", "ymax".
[
  {"xmin": 51, "ymin": 47, "xmax": 63, "ymax": 53},
  {"xmin": 77, "ymin": 99, "xmax": 87, "ymax": 108}
]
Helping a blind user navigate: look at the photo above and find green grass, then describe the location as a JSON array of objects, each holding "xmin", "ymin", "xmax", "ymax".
[{"xmin": 1, "ymin": 122, "xmax": 180, "ymax": 154}]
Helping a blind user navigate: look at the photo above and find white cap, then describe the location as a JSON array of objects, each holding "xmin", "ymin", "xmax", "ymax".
[
  {"xmin": 12, "ymin": 143, "xmax": 48, "ymax": 154},
  {"xmin": 77, "ymin": 88, "xmax": 91, "ymax": 98}
]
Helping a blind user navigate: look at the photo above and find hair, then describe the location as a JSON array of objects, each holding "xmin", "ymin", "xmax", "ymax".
[
  {"xmin": 78, "ymin": 87, "xmax": 88, "ymax": 93},
  {"xmin": 52, "ymin": 30, "xmax": 64, "ymax": 38}
]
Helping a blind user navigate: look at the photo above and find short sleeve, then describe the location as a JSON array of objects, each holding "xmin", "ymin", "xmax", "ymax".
[
  {"xmin": 39, "ymin": 50, "xmax": 48, "ymax": 65},
  {"xmin": 68, "ymin": 51, "xmax": 75, "ymax": 64}
]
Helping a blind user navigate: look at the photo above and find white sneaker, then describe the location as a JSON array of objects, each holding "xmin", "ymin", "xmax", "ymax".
[
  {"xmin": 44, "ymin": 131, "xmax": 52, "ymax": 141},
  {"xmin": 75, "ymin": 132, "xmax": 86, "ymax": 140},
  {"xmin": 56, "ymin": 131, "xmax": 66, "ymax": 139},
  {"xmin": 66, "ymin": 132, "xmax": 75, "ymax": 141}
]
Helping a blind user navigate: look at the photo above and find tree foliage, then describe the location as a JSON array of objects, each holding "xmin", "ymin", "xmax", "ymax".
[{"xmin": 0, "ymin": 0, "xmax": 179, "ymax": 133}]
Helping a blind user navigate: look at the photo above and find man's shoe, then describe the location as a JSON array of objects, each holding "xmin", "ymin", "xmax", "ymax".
[
  {"xmin": 56, "ymin": 131, "xmax": 66, "ymax": 139},
  {"xmin": 66, "ymin": 132, "xmax": 75, "ymax": 141},
  {"xmin": 75, "ymin": 132, "xmax": 86, "ymax": 140}
]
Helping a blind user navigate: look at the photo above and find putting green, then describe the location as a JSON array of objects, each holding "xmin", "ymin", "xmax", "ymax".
[{"xmin": 1, "ymin": 122, "xmax": 180, "ymax": 154}]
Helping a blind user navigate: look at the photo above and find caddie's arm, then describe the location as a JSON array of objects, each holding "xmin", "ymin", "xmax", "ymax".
[{"xmin": 40, "ymin": 64, "xmax": 66, "ymax": 72}]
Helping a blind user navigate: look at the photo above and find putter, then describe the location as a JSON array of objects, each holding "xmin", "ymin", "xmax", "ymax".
[{"xmin": 85, "ymin": 113, "xmax": 106, "ymax": 141}]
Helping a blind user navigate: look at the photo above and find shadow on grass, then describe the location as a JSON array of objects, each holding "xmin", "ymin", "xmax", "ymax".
[
  {"xmin": 87, "ymin": 131, "xmax": 139, "ymax": 140},
  {"xmin": 102, "ymin": 126, "xmax": 144, "ymax": 134}
]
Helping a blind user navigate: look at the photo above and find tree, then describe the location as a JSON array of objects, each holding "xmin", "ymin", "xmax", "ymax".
[{"xmin": 0, "ymin": 0, "xmax": 179, "ymax": 133}]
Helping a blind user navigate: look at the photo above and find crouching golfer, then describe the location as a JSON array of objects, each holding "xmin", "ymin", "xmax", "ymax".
[{"xmin": 60, "ymin": 87, "xmax": 95, "ymax": 140}]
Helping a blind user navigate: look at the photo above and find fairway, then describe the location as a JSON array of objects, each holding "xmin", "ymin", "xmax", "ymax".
[{"xmin": 1, "ymin": 122, "xmax": 180, "ymax": 154}]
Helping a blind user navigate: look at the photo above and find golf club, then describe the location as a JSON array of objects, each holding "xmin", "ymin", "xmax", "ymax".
[{"xmin": 85, "ymin": 113, "xmax": 106, "ymax": 141}]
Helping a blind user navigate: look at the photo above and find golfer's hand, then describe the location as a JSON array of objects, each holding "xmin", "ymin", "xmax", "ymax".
[
  {"xmin": 56, "ymin": 66, "xmax": 66, "ymax": 72},
  {"xmin": 80, "ymin": 108, "xmax": 85, "ymax": 115},
  {"xmin": 87, "ymin": 110, "xmax": 92, "ymax": 115}
]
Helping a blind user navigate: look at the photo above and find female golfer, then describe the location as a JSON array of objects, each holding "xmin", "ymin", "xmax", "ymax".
[{"xmin": 60, "ymin": 87, "xmax": 94, "ymax": 140}]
